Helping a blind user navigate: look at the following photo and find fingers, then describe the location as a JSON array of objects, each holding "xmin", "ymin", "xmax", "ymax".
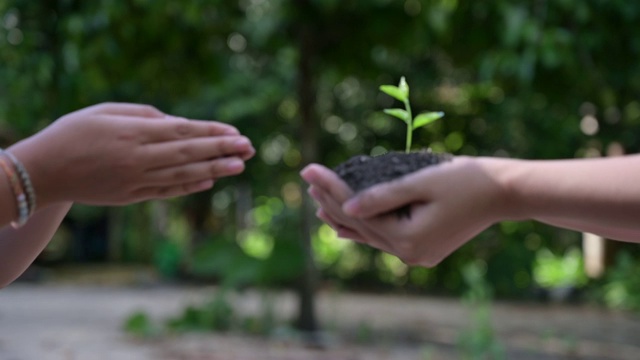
[
  {"xmin": 316, "ymin": 208, "xmax": 339, "ymax": 229},
  {"xmin": 142, "ymin": 136, "xmax": 255, "ymax": 169},
  {"xmin": 342, "ymin": 172, "xmax": 430, "ymax": 218},
  {"xmin": 79, "ymin": 103, "xmax": 241, "ymax": 138},
  {"xmin": 317, "ymin": 209, "xmax": 368, "ymax": 243},
  {"xmin": 300, "ymin": 164, "xmax": 353, "ymax": 202},
  {"xmin": 308, "ymin": 186, "xmax": 353, "ymax": 225},
  {"xmin": 181, "ymin": 118, "xmax": 240, "ymax": 135},
  {"xmin": 163, "ymin": 116, "xmax": 241, "ymax": 136},
  {"xmin": 336, "ymin": 227, "xmax": 368, "ymax": 243},
  {"xmin": 86, "ymin": 103, "xmax": 243, "ymax": 143},
  {"xmin": 145, "ymin": 156, "xmax": 246, "ymax": 186},
  {"xmin": 309, "ymin": 185, "xmax": 395, "ymax": 250},
  {"xmin": 134, "ymin": 179, "xmax": 216, "ymax": 201},
  {"xmin": 302, "ymin": 163, "xmax": 400, "ymax": 249},
  {"xmin": 92, "ymin": 102, "xmax": 166, "ymax": 118},
  {"xmin": 136, "ymin": 118, "xmax": 243, "ymax": 143}
]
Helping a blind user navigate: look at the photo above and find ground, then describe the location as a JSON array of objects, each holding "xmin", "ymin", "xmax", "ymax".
[{"xmin": 0, "ymin": 267, "xmax": 639, "ymax": 360}]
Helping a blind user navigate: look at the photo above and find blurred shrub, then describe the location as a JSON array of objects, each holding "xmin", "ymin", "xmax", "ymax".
[
  {"xmin": 598, "ymin": 251, "xmax": 640, "ymax": 312},
  {"xmin": 457, "ymin": 261, "xmax": 505, "ymax": 360},
  {"xmin": 533, "ymin": 247, "xmax": 588, "ymax": 290},
  {"xmin": 123, "ymin": 311, "xmax": 160, "ymax": 338},
  {"xmin": 166, "ymin": 291, "xmax": 235, "ymax": 333}
]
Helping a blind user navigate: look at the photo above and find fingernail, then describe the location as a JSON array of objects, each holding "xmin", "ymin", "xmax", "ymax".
[
  {"xmin": 226, "ymin": 158, "xmax": 245, "ymax": 172},
  {"xmin": 196, "ymin": 179, "xmax": 214, "ymax": 190},
  {"xmin": 343, "ymin": 199, "xmax": 359, "ymax": 216},
  {"xmin": 300, "ymin": 167, "xmax": 315, "ymax": 183},
  {"xmin": 223, "ymin": 126, "xmax": 240, "ymax": 135},
  {"xmin": 307, "ymin": 187, "xmax": 320, "ymax": 200},
  {"xmin": 234, "ymin": 137, "xmax": 250, "ymax": 147},
  {"xmin": 242, "ymin": 148, "xmax": 256, "ymax": 161},
  {"xmin": 165, "ymin": 115, "xmax": 187, "ymax": 121}
]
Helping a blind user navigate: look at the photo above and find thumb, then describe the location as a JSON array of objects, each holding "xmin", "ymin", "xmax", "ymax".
[{"xmin": 343, "ymin": 174, "xmax": 428, "ymax": 218}]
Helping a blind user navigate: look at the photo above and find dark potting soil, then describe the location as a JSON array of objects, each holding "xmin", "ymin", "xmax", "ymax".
[
  {"xmin": 334, "ymin": 150, "xmax": 452, "ymax": 218},
  {"xmin": 334, "ymin": 150, "xmax": 452, "ymax": 193}
]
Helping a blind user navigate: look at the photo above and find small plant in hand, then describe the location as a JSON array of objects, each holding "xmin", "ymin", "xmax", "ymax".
[
  {"xmin": 334, "ymin": 76, "xmax": 452, "ymax": 198},
  {"xmin": 380, "ymin": 76, "xmax": 444, "ymax": 154}
]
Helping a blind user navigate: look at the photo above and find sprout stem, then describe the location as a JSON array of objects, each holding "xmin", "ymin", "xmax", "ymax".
[{"xmin": 403, "ymin": 98, "xmax": 413, "ymax": 153}]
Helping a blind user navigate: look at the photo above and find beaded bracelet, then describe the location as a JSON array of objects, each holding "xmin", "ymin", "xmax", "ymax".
[
  {"xmin": 4, "ymin": 150, "xmax": 36, "ymax": 216},
  {"xmin": 0, "ymin": 154, "xmax": 29, "ymax": 228}
]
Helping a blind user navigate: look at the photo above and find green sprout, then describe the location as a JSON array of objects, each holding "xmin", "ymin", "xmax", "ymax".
[{"xmin": 379, "ymin": 76, "xmax": 444, "ymax": 153}]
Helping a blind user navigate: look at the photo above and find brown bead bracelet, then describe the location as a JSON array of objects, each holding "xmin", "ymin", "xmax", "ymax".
[
  {"xmin": 4, "ymin": 150, "xmax": 36, "ymax": 216},
  {"xmin": 0, "ymin": 154, "xmax": 29, "ymax": 228}
]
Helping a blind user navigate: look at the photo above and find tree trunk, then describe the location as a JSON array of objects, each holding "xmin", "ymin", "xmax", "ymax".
[
  {"xmin": 107, "ymin": 207, "xmax": 124, "ymax": 262},
  {"xmin": 294, "ymin": 0, "xmax": 319, "ymax": 333}
]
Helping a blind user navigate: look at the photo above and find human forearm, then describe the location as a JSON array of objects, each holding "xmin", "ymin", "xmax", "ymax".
[
  {"xmin": 0, "ymin": 202, "xmax": 71, "ymax": 288},
  {"xmin": 499, "ymin": 155, "xmax": 640, "ymax": 240},
  {"xmin": 532, "ymin": 217, "xmax": 640, "ymax": 241}
]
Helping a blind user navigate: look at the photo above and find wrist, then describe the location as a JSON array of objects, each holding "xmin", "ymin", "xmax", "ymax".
[
  {"xmin": 476, "ymin": 156, "xmax": 531, "ymax": 222},
  {"xmin": 7, "ymin": 136, "xmax": 58, "ymax": 209}
]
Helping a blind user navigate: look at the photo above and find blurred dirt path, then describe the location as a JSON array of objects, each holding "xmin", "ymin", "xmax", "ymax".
[{"xmin": 1, "ymin": 283, "xmax": 639, "ymax": 360}]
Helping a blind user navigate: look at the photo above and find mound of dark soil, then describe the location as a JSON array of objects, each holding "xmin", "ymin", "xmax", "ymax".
[
  {"xmin": 333, "ymin": 150, "xmax": 452, "ymax": 218},
  {"xmin": 334, "ymin": 149, "xmax": 452, "ymax": 193}
]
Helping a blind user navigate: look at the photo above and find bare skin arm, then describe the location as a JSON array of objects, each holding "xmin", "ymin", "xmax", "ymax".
[
  {"xmin": 301, "ymin": 155, "xmax": 640, "ymax": 267},
  {"xmin": 498, "ymin": 155, "xmax": 640, "ymax": 237},
  {"xmin": 0, "ymin": 203, "xmax": 71, "ymax": 287}
]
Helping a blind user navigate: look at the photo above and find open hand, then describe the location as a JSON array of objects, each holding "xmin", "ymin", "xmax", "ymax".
[
  {"xmin": 301, "ymin": 157, "xmax": 512, "ymax": 267},
  {"xmin": 9, "ymin": 103, "xmax": 255, "ymax": 207}
]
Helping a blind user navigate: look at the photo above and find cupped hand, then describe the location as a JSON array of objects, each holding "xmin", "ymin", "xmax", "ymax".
[
  {"xmin": 9, "ymin": 103, "xmax": 255, "ymax": 207},
  {"xmin": 301, "ymin": 157, "xmax": 514, "ymax": 267}
]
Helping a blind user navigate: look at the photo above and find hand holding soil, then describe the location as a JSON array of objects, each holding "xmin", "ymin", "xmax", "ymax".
[{"xmin": 302, "ymin": 156, "xmax": 511, "ymax": 267}]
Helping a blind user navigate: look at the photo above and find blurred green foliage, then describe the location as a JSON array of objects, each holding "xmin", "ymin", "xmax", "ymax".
[
  {"xmin": 126, "ymin": 288, "xmax": 284, "ymax": 337},
  {"xmin": 597, "ymin": 252, "xmax": 640, "ymax": 312},
  {"xmin": 457, "ymin": 261, "xmax": 505, "ymax": 360},
  {"xmin": 166, "ymin": 291, "xmax": 236, "ymax": 333},
  {"xmin": 2, "ymin": 0, "xmax": 640, "ymax": 311},
  {"xmin": 533, "ymin": 247, "xmax": 587, "ymax": 290},
  {"xmin": 123, "ymin": 311, "xmax": 160, "ymax": 338}
]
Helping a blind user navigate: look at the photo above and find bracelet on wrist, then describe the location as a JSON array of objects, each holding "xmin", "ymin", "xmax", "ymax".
[
  {"xmin": 0, "ymin": 149, "xmax": 35, "ymax": 228},
  {"xmin": 4, "ymin": 150, "xmax": 37, "ymax": 216}
]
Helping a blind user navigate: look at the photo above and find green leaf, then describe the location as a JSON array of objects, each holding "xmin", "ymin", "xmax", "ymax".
[
  {"xmin": 379, "ymin": 85, "xmax": 407, "ymax": 102},
  {"xmin": 383, "ymin": 108, "xmax": 410, "ymax": 122},
  {"xmin": 398, "ymin": 76, "xmax": 409, "ymax": 98},
  {"xmin": 413, "ymin": 111, "xmax": 444, "ymax": 129}
]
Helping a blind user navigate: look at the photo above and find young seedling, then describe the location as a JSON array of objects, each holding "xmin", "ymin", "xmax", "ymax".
[{"xmin": 379, "ymin": 76, "xmax": 444, "ymax": 153}]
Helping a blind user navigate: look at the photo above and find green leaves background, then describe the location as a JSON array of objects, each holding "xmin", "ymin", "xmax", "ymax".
[{"xmin": 2, "ymin": 0, "xmax": 640, "ymax": 300}]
